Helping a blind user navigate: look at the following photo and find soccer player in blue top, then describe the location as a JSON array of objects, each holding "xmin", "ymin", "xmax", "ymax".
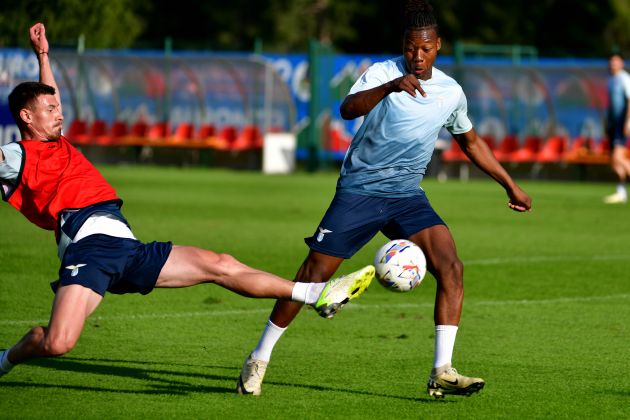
[
  {"xmin": 603, "ymin": 52, "xmax": 630, "ymax": 204},
  {"xmin": 237, "ymin": 0, "xmax": 532, "ymax": 398}
]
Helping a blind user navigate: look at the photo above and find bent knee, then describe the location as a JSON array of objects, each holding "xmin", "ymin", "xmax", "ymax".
[{"xmin": 43, "ymin": 335, "xmax": 77, "ymax": 357}]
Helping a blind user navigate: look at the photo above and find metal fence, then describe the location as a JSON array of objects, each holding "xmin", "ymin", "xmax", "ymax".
[{"xmin": 0, "ymin": 48, "xmax": 610, "ymax": 168}]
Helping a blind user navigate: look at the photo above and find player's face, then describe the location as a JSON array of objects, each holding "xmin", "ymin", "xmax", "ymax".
[
  {"xmin": 23, "ymin": 94, "xmax": 63, "ymax": 140},
  {"xmin": 403, "ymin": 28, "xmax": 441, "ymax": 81},
  {"xmin": 609, "ymin": 55, "xmax": 624, "ymax": 75}
]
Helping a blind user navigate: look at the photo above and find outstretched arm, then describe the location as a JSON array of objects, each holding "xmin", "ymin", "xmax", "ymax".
[
  {"xmin": 29, "ymin": 23, "xmax": 61, "ymax": 113},
  {"xmin": 340, "ymin": 74, "xmax": 426, "ymax": 120},
  {"xmin": 452, "ymin": 129, "xmax": 532, "ymax": 212}
]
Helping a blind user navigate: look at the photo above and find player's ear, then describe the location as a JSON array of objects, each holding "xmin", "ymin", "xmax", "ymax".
[
  {"xmin": 437, "ymin": 37, "xmax": 442, "ymax": 51},
  {"xmin": 19, "ymin": 108, "xmax": 32, "ymax": 125}
]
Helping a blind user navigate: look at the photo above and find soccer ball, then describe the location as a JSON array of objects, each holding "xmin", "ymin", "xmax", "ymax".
[{"xmin": 373, "ymin": 239, "xmax": 427, "ymax": 292}]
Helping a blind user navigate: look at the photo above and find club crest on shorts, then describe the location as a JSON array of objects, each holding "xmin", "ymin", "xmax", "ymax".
[
  {"xmin": 65, "ymin": 264, "xmax": 87, "ymax": 277},
  {"xmin": 317, "ymin": 227, "xmax": 332, "ymax": 242}
]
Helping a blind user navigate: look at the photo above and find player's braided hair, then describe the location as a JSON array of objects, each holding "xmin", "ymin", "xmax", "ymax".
[{"xmin": 404, "ymin": 0, "xmax": 438, "ymax": 32}]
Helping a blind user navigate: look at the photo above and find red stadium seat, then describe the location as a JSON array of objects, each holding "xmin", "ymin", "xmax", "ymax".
[
  {"xmin": 231, "ymin": 125, "xmax": 263, "ymax": 151},
  {"xmin": 147, "ymin": 122, "xmax": 170, "ymax": 141},
  {"xmin": 493, "ymin": 135, "xmax": 519, "ymax": 161},
  {"xmin": 128, "ymin": 120, "xmax": 149, "ymax": 139},
  {"xmin": 95, "ymin": 120, "xmax": 125, "ymax": 145},
  {"xmin": 594, "ymin": 138, "xmax": 610, "ymax": 155},
  {"xmin": 563, "ymin": 136, "xmax": 612, "ymax": 164},
  {"xmin": 251, "ymin": 126, "xmax": 264, "ymax": 149},
  {"xmin": 206, "ymin": 126, "xmax": 236, "ymax": 150},
  {"xmin": 171, "ymin": 122, "xmax": 194, "ymax": 143},
  {"xmin": 481, "ymin": 135, "xmax": 497, "ymax": 151},
  {"xmin": 564, "ymin": 136, "xmax": 595, "ymax": 159},
  {"xmin": 196, "ymin": 123, "xmax": 216, "ymax": 139},
  {"xmin": 107, "ymin": 120, "xmax": 129, "ymax": 144},
  {"xmin": 510, "ymin": 136, "xmax": 542, "ymax": 163},
  {"xmin": 66, "ymin": 119, "xmax": 87, "ymax": 144},
  {"xmin": 76, "ymin": 119, "xmax": 107, "ymax": 145},
  {"xmin": 536, "ymin": 136, "xmax": 567, "ymax": 163},
  {"xmin": 220, "ymin": 125, "xmax": 237, "ymax": 141}
]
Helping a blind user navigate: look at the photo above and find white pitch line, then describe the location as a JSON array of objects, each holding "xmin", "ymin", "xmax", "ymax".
[
  {"xmin": 1, "ymin": 254, "xmax": 628, "ymax": 327},
  {"xmin": 352, "ymin": 293, "xmax": 630, "ymax": 310},
  {"xmin": 465, "ymin": 254, "xmax": 630, "ymax": 266},
  {"xmin": 0, "ymin": 308, "xmax": 271, "ymax": 327},
  {"xmin": 1, "ymin": 294, "xmax": 628, "ymax": 327}
]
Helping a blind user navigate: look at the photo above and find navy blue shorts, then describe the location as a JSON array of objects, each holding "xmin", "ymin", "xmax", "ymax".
[
  {"xmin": 607, "ymin": 118, "xmax": 628, "ymax": 147},
  {"xmin": 52, "ymin": 234, "xmax": 173, "ymax": 296},
  {"xmin": 305, "ymin": 191, "xmax": 445, "ymax": 259}
]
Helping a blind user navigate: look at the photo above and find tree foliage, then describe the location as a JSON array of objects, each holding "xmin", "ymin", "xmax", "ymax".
[
  {"xmin": 2, "ymin": 0, "xmax": 630, "ymax": 57},
  {"xmin": 0, "ymin": 0, "xmax": 145, "ymax": 49}
]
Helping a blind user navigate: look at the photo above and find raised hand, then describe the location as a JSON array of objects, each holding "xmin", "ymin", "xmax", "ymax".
[{"xmin": 29, "ymin": 23, "xmax": 49, "ymax": 55}]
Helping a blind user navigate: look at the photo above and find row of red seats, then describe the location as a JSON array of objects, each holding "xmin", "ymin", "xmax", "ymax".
[
  {"xmin": 65, "ymin": 120, "xmax": 265, "ymax": 151},
  {"xmin": 442, "ymin": 135, "xmax": 623, "ymax": 164}
]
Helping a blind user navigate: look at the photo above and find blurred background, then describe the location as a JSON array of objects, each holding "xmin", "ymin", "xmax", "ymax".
[{"xmin": 1, "ymin": 0, "xmax": 629, "ymax": 177}]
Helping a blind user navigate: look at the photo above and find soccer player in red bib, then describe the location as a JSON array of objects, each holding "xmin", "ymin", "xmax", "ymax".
[{"xmin": 0, "ymin": 23, "xmax": 374, "ymax": 379}]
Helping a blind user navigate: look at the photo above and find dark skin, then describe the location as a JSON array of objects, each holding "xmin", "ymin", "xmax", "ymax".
[{"xmin": 269, "ymin": 27, "xmax": 532, "ymax": 328}]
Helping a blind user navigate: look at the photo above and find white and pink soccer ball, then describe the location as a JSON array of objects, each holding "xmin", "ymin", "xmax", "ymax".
[{"xmin": 373, "ymin": 239, "xmax": 427, "ymax": 292}]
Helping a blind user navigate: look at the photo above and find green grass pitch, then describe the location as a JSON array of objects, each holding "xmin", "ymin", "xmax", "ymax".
[{"xmin": 1, "ymin": 166, "xmax": 629, "ymax": 419}]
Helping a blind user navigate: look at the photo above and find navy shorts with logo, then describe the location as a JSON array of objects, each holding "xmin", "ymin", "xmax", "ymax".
[
  {"xmin": 52, "ymin": 234, "xmax": 173, "ymax": 296},
  {"xmin": 305, "ymin": 191, "xmax": 445, "ymax": 259}
]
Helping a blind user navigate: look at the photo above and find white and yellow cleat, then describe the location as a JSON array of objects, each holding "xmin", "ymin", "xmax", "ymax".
[
  {"xmin": 603, "ymin": 192, "xmax": 627, "ymax": 204},
  {"xmin": 236, "ymin": 355, "xmax": 268, "ymax": 396},
  {"xmin": 427, "ymin": 363, "xmax": 485, "ymax": 398},
  {"xmin": 314, "ymin": 265, "xmax": 374, "ymax": 319}
]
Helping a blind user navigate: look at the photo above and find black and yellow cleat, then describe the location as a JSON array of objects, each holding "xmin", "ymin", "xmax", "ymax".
[{"xmin": 314, "ymin": 265, "xmax": 374, "ymax": 319}]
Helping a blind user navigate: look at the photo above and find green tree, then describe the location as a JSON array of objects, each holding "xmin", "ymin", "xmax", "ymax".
[
  {"xmin": 2, "ymin": 0, "xmax": 629, "ymax": 57},
  {"xmin": 0, "ymin": 0, "xmax": 146, "ymax": 48},
  {"xmin": 264, "ymin": 0, "xmax": 374, "ymax": 51},
  {"xmin": 604, "ymin": 0, "xmax": 630, "ymax": 55}
]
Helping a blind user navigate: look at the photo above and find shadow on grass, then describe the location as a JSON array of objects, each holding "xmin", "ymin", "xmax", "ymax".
[
  {"xmin": 0, "ymin": 380, "xmax": 228, "ymax": 395},
  {"xmin": 3, "ymin": 356, "xmax": 452, "ymax": 403}
]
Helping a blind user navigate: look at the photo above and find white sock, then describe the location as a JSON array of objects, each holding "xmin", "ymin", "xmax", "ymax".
[
  {"xmin": 250, "ymin": 320, "xmax": 287, "ymax": 362},
  {"xmin": 0, "ymin": 348, "xmax": 14, "ymax": 373},
  {"xmin": 433, "ymin": 325, "xmax": 458, "ymax": 368},
  {"xmin": 616, "ymin": 183, "xmax": 627, "ymax": 198},
  {"xmin": 291, "ymin": 282, "xmax": 326, "ymax": 306}
]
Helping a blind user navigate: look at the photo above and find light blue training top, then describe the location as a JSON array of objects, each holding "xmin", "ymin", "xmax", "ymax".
[
  {"xmin": 607, "ymin": 69, "xmax": 630, "ymax": 122},
  {"xmin": 337, "ymin": 56, "xmax": 473, "ymax": 197}
]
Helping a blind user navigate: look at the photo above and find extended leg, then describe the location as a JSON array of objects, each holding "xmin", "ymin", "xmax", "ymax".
[
  {"xmin": 156, "ymin": 245, "xmax": 296, "ymax": 299},
  {"xmin": 156, "ymin": 245, "xmax": 372, "ymax": 315}
]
